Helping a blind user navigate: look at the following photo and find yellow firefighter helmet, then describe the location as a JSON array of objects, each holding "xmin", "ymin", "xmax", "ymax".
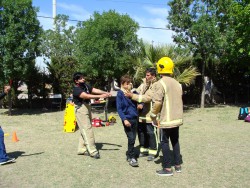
[
  {"xmin": 156, "ymin": 57, "xmax": 174, "ymax": 74},
  {"xmin": 108, "ymin": 115, "xmax": 116, "ymax": 123}
]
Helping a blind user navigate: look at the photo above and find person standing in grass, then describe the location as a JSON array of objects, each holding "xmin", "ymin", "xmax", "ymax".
[
  {"xmin": 0, "ymin": 85, "xmax": 15, "ymax": 165},
  {"xmin": 116, "ymin": 75, "xmax": 139, "ymax": 167},
  {"xmin": 150, "ymin": 57, "xmax": 183, "ymax": 176},
  {"xmin": 125, "ymin": 68, "xmax": 158, "ymax": 161},
  {"xmin": 73, "ymin": 72, "xmax": 111, "ymax": 159}
]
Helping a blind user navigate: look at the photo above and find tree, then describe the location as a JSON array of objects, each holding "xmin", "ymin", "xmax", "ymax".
[
  {"xmin": 75, "ymin": 10, "xmax": 140, "ymax": 89},
  {"xmin": 22, "ymin": 60, "xmax": 48, "ymax": 108},
  {"xmin": 230, "ymin": 0, "xmax": 250, "ymax": 58},
  {"xmin": 133, "ymin": 41, "xmax": 199, "ymax": 87},
  {"xmin": 168, "ymin": 0, "xmax": 250, "ymax": 105},
  {"xmin": 46, "ymin": 56, "xmax": 78, "ymax": 96},
  {"xmin": 0, "ymin": 0, "xmax": 42, "ymax": 113},
  {"xmin": 39, "ymin": 14, "xmax": 79, "ymax": 97},
  {"xmin": 167, "ymin": 0, "xmax": 233, "ymax": 107}
]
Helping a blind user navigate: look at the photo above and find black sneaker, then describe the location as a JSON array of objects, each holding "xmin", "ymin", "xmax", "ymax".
[
  {"xmin": 147, "ymin": 154, "xmax": 155, "ymax": 161},
  {"xmin": 91, "ymin": 153, "xmax": 100, "ymax": 159},
  {"xmin": 175, "ymin": 166, "xmax": 182, "ymax": 173},
  {"xmin": 139, "ymin": 153, "xmax": 148, "ymax": 157},
  {"xmin": 156, "ymin": 169, "xmax": 173, "ymax": 176},
  {"xmin": 0, "ymin": 158, "xmax": 15, "ymax": 165},
  {"xmin": 129, "ymin": 158, "xmax": 139, "ymax": 167}
]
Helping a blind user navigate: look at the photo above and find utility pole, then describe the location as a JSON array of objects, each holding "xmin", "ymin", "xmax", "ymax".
[{"xmin": 53, "ymin": 0, "xmax": 57, "ymax": 30}]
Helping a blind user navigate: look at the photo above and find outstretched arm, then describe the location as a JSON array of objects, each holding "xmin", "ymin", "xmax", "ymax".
[{"xmin": 92, "ymin": 88, "xmax": 112, "ymax": 97}]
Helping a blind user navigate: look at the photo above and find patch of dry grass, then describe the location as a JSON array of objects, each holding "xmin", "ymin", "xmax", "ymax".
[{"xmin": 0, "ymin": 105, "xmax": 250, "ymax": 188}]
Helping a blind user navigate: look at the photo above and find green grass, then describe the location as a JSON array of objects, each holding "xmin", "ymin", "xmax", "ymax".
[{"xmin": 0, "ymin": 105, "xmax": 250, "ymax": 188}]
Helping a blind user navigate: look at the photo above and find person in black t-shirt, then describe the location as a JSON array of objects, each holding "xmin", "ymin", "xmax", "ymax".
[{"xmin": 72, "ymin": 72, "xmax": 111, "ymax": 159}]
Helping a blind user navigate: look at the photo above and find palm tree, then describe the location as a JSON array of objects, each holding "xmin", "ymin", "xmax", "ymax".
[{"xmin": 133, "ymin": 41, "xmax": 200, "ymax": 86}]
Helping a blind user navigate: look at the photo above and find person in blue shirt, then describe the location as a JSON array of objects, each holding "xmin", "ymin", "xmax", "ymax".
[
  {"xmin": 0, "ymin": 85, "xmax": 15, "ymax": 165},
  {"xmin": 116, "ymin": 75, "xmax": 139, "ymax": 167}
]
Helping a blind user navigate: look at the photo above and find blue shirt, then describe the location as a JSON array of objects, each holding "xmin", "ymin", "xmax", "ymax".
[{"xmin": 116, "ymin": 90, "xmax": 138, "ymax": 121}]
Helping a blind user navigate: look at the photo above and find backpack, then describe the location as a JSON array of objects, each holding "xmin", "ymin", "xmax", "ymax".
[
  {"xmin": 245, "ymin": 114, "xmax": 250, "ymax": 122},
  {"xmin": 238, "ymin": 107, "xmax": 249, "ymax": 120}
]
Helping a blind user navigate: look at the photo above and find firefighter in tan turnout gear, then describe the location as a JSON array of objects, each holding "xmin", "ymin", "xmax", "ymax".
[
  {"xmin": 150, "ymin": 57, "xmax": 183, "ymax": 176},
  {"xmin": 125, "ymin": 68, "xmax": 158, "ymax": 161}
]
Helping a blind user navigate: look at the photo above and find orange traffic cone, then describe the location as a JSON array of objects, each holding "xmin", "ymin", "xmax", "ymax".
[{"xmin": 12, "ymin": 131, "xmax": 19, "ymax": 142}]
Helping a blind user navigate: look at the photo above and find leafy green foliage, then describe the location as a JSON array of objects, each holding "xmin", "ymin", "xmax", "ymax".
[
  {"xmin": 39, "ymin": 14, "xmax": 79, "ymax": 97},
  {"xmin": 46, "ymin": 56, "xmax": 78, "ymax": 96},
  {"xmin": 0, "ymin": 0, "xmax": 42, "ymax": 110},
  {"xmin": 0, "ymin": 0, "xmax": 42, "ymax": 83},
  {"xmin": 75, "ymin": 10, "xmax": 140, "ymax": 87},
  {"xmin": 133, "ymin": 41, "xmax": 199, "ymax": 86},
  {"xmin": 168, "ymin": 0, "xmax": 249, "ymax": 107}
]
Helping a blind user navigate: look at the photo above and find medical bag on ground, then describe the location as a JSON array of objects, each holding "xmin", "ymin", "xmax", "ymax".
[{"xmin": 92, "ymin": 118, "xmax": 102, "ymax": 127}]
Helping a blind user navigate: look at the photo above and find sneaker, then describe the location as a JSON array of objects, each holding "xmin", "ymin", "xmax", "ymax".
[
  {"xmin": 139, "ymin": 153, "xmax": 148, "ymax": 157},
  {"xmin": 156, "ymin": 169, "xmax": 173, "ymax": 176},
  {"xmin": 127, "ymin": 157, "xmax": 131, "ymax": 162},
  {"xmin": 129, "ymin": 158, "xmax": 139, "ymax": 167},
  {"xmin": 91, "ymin": 153, "xmax": 100, "ymax": 159},
  {"xmin": 175, "ymin": 165, "xmax": 182, "ymax": 173},
  {"xmin": 147, "ymin": 154, "xmax": 155, "ymax": 161},
  {"xmin": 0, "ymin": 158, "xmax": 15, "ymax": 165}
]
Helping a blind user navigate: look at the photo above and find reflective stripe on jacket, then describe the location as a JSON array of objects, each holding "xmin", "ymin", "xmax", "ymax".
[
  {"xmin": 132, "ymin": 79, "xmax": 156, "ymax": 123},
  {"xmin": 152, "ymin": 77, "xmax": 183, "ymax": 128}
]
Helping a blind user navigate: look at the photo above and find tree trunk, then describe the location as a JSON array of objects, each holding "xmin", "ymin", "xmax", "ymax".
[
  {"xmin": 200, "ymin": 58, "xmax": 206, "ymax": 108},
  {"xmin": 8, "ymin": 92, "xmax": 12, "ymax": 116}
]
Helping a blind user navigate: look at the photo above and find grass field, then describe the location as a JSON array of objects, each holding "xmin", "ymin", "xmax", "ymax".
[{"xmin": 0, "ymin": 105, "xmax": 250, "ymax": 188}]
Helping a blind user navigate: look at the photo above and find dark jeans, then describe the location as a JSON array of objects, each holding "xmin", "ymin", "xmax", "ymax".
[
  {"xmin": 160, "ymin": 127, "xmax": 181, "ymax": 168},
  {"xmin": 138, "ymin": 122, "xmax": 157, "ymax": 150},
  {"xmin": 123, "ymin": 118, "xmax": 138, "ymax": 159},
  {"xmin": 0, "ymin": 127, "xmax": 10, "ymax": 162}
]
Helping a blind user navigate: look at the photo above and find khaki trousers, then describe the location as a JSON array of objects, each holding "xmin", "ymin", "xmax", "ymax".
[{"xmin": 75, "ymin": 104, "xmax": 98, "ymax": 156}]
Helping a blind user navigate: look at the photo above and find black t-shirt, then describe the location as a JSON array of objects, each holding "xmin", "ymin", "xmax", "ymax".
[{"xmin": 73, "ymin": 83, "xmax": 93, "ymax": 106}]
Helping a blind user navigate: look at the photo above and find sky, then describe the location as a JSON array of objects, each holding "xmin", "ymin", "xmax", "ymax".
[{"xmin": 32, "ymin": 0, "xmax": 174, "ymax": 68}]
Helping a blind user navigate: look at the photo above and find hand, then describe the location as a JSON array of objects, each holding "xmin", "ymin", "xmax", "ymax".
[
  {"xmin": 150, "ymin": 115, "xmax": 157, "ymax": 126},
  {"xmin": 101, "ymin": 93, "xmax": 109, "ymax": 98},
  {"xmin": 4, "ymin": 85, "xmax": 11, "ymax": 94},
  {"xmin": 124, "ymin": 120, "xmax": 131, "ymax": 127},
  {"xmin": 152, "ymin": 120, "xmax": 158, "ymax": 127},
  {"xmin": 106, "ymin": 92, "xmax": 112, "ymax": 97},
  {"xmin": 124, "ymin": 92, "xmax": 132, "ymax": 98},
  {"xmin": 137, "ymin": 104, "xmax": 143, "ymax": 110}
]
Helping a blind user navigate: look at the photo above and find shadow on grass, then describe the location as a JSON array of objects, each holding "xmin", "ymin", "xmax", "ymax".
[
  {"xmin": 154, "ymin": 152, "xmax": 183, "ymax": 167},
  {"xmin": 96, "ymin": 142, "xmax": 122, "ymax": 151},
  {"xmin": 8, "ymin": 151, "xmax": 44, "ymax": 159}
]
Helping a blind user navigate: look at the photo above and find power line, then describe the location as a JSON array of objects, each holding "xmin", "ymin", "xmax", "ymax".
[
  {"xmin": 95, "ymin": 0, "xmax": 167, "ymax": 6},
  {"xmin": 37, "ymin": 15, "xmax": 171, "ymax": 31}
]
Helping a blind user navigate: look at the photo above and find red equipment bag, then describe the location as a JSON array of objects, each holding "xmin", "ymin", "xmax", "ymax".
[{"xmin": 92, "ymin": 118, "xmax": 102, "ymax": 127}]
